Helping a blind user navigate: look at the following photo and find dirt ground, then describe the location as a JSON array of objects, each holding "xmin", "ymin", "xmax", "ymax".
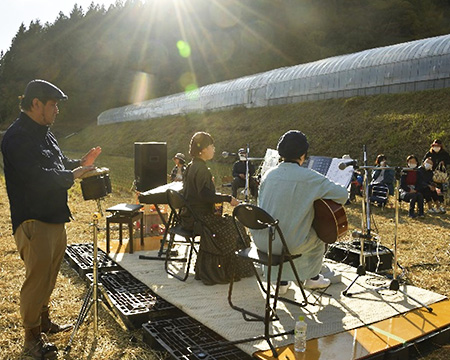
[{"xmin": 0, "ymin": 177, "xmax": 449, "ymax": 359}]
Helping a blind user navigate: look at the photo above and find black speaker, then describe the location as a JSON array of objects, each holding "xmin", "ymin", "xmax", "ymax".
[{"xmin": 134, "ymin": 142, "xmax": 167, "ymax": 192}]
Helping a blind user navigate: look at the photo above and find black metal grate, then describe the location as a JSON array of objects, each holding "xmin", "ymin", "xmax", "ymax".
[
  {"xmin": 86, "ymin": 270, "xmax": 178, "ymax": 329},
  {"xmin": 65, "ymin": 243, "xmax": 121, "ymax": 279},
  {"xmin": 142, "ymin": 316, "xmax": 253, "ymax": 359}
]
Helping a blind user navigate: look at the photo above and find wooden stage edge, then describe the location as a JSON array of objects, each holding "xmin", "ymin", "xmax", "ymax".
[{"xmin": 254, "ymin": 298, "xmax": 450, "ymax": 360}]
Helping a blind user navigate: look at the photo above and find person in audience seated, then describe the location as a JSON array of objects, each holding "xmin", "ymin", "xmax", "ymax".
[
  {"xmin": 231, "ymin": 148, "xmax": 258, "ymax": 200},
  {"xmin": 370, "ymin": 154, "xmax": 395, "ymax": 195},
  {"xmin": 422, "ymin": 139, "xmax": 449, "ymax": 211},
  {"xmin": 417, "ymin": 157, "xmax": 445, "ymax": 214},
  {"xmin": 170, "ymin": 152, "xmax": 186, "ymax": 182},
  {"xmin": 400, "ymin": 155, "xmax": 424, "ymax": 218},
  {"xmin": 422, "ymin": 139, "xmax": 450, "ymax": 170},
  {"xmin": 181, "ymin": 132, "xmax": 253, "ymax": 285},
  {"xmin": 252, "ymin": 130, "xmax": 348, "ymax": 293}
]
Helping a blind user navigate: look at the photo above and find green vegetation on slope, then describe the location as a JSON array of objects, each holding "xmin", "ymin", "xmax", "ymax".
[{"xmin": 61, "ymin": 88, "xmax": 450, "ymax": 171}]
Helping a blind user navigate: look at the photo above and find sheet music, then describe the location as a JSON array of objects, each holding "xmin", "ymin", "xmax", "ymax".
[
  {"xmin": 262, "ymin": 150, "xmax": 354, "ymax": 188},
  {"xmin": 261, "ymin": 148, "xmax": 280, "ymax": 178},
  {"xmin": 306, "ymin": 156, "xmax": 332, "ymax": 176},
  {"xmin": 326, "ymin": 158, "xmax": 354, "ymax": 188},
  {"xmin": 306, "ymin": 156, "xmax": 354, "ymax": 188}
]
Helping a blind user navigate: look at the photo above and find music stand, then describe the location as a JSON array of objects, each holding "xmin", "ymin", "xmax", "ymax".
[{"xmin": 65, "ymin": 199, "xmax": 127, "ymax": 353}]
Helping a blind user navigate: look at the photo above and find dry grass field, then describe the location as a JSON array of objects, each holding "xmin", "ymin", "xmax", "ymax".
[{"xmin": 0, "ymin": 173, "xmax": 449, "ymax": 359}]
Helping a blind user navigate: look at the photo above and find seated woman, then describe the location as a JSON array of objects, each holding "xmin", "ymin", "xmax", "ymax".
[
  {"xmin": 417, "ymin": 157, "xmax": 445, "ymax": 214},
  {"xmin": 370, "ymin": 154, "xmax": 395, "ymax": 195},
  {"xmin": 181, "ymin": 132, "xmax": 253, "ymax": 285},
  {"xmin": 422, "ymin": 139, "xmax": 450, "ymax": 211},
  {"xmin": 399, "ymin": 155, "xmax": 424, "ymax": 218}
]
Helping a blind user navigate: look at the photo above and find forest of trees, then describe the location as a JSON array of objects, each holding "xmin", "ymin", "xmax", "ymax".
[{"xmin": 1, "ymin": 0, "xmax": 450, "ymax": 134}]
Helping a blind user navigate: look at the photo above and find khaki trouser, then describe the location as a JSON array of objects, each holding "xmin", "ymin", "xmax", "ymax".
[{"xmin": 14, "ymin": 220, "xmax": 67, "ymax": 329}]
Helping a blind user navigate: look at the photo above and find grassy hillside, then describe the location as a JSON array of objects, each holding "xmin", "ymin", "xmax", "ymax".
[{"xmin": 60, "ymin": 87, "xmax": 450, "ymax": 189}]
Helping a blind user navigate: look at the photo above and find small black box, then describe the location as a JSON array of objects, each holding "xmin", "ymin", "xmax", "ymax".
[{"xmin": 325, "ymin": 240, "xmax": 393, "ymax": 273}]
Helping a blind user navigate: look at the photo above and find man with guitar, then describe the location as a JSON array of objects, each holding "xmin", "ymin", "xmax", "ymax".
[{"xmin": 252, "ymin": 130, "xmax": 348, "ymax": 292}]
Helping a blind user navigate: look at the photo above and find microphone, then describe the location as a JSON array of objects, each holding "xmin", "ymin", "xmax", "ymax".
[
  {"xmin": 222, "ymin": 151, "xmax": 237, "ymax": 158},
  {"xmin": 339, "ymin": 160, "xmax": 358, "ymax": 170}
]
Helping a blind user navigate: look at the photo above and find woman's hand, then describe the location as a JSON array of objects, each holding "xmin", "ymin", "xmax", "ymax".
[{"xmin": 230, "ymin": 196, "xmax": 240, "ymax": 207}]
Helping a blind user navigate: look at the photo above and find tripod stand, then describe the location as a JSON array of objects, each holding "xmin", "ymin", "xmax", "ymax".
[
  {"xmin": 342, "ymin": 145, "xmax": 378, "ymax": 296},
  {"xmin": 65, "ymin": 200, "xmax": 127, "ymax": 353},
  {"xmin": 375, "ymin": 167, "xmax": 433, "ymax": 312},
  {"xmin": 341, "ymin": 149, "xmax": 434, "ymax": 311}
]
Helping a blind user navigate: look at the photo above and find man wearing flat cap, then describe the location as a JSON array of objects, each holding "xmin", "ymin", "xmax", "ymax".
[
  {"xmin": 252, "ymin": 130, "xmax": 348, "ymax": 293},
  {"xmin": 1, "ymin": 79, "xmax": 101, "ymax": 359}
]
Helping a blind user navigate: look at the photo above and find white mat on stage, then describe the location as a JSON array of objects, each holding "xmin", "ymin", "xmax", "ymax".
[{"xmin": 110, "ymin": 249, "xmax": 446, "ymax": 356}]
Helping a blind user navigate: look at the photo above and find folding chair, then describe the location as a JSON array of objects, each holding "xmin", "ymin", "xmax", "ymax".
[
  {"xmin": 228, "ymin": 204, "xmax": 308, "ymax": 358},
  {"xmin": 370, "ymin": 183, "xmax": 389, "ymax": 207},
  {"xmin": 164, "ymin": 189, "xmax": 200, "ymax": 281}
]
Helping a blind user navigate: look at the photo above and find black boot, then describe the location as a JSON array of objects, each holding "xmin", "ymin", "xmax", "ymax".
[
  {"xmin": 41, "ymin": 309, "xmax": 73, "ymax": 334},
  {"xmin": 24, "ymin": 326, "xmax": 58, "ymax": 359}
]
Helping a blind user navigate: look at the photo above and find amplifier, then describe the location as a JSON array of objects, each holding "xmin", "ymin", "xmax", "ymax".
[{"xmin": 325, "ymin": 240, "xmax": 393, "ymax": 273}]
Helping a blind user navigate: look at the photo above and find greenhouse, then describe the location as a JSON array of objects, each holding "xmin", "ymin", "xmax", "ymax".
[{"xmin": 98, "ymin": 34, "xmax": 450, "ymax": 125}]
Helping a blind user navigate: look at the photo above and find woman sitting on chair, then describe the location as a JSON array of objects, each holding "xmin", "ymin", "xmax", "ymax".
[
  {"xmin": 181, "ymin": 132, "xmax": 253, "ymax": 285},
  {"xmin": 399, "ymin": 155, "xmax": 424, "ymax": 218},
  {"xmin": 370, "ymin": 154, "xmax": 395, "ymax": 195}
]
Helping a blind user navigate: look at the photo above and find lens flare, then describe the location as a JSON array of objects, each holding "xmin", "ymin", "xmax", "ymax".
[
  {"xmin": 177, "ymin": 40, "xmax": 191, "ymax": 58},
  {"xmin": 185, "ymin": 84, "xmax": 199, "ymax": 100},
  {"xmin": 129, "ymin": 71, "xmax": 153, "ymax": 104}
]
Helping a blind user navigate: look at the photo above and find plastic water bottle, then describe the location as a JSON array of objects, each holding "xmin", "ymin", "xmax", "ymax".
[{"xmin": 294, "ymin": 315, "xmax": 307, "ymax": 352}]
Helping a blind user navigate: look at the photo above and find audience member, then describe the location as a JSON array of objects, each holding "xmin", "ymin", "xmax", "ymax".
[
  {"xmin": 170, "ymin": 152, "xmax": 186, "ymax": 182},
  {"xmin": 417, "ymin": 157, "xmax": 445, "ymax": 214},
  {"xmin": 370, "ymin": 154, "xmax": 395, "ymax": 195},
  {"xmin": 399, "ymin": 155, "xmax": 424, "ymax": 218},
  {"xmin": 422, "ymin": 139, "xmax": 449, "ymax": 208}
]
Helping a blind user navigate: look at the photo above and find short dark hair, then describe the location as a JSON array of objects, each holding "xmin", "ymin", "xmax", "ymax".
[
  {"xmin": 20, "ymin": 95, "xmax": 53, "ymax": 111},
  {"xmin": 189, "ymin": 132, "xmax": 214, "ymax": 157},
  {"xmin": 375, "ymin": 154, "xmax": 386, "ymax": 165},
  {"xmin": 406, "ymin": 155, "xmax": 418, "ymax": 163}
]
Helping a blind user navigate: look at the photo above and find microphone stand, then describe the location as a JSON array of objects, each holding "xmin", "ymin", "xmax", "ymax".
[
  {"xmin": 374, "ymin": 167, "xmax": 433, "ymax": 312},
  {"xmin": 244, "ymin": 144, "xmax": 250, "ymax": 203},
  {"xmin": 343, "ymin": 145, "xmax": 373, "ymax": 296},
  {"xmin": 65, "ymin": 200, "xmax": 127, "ymax": 353},
  {"xmin": 341, "ymin": 151, "xmax": 434, "ymax": 311}
]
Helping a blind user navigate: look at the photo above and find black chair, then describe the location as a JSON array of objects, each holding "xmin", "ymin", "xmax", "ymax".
[
  {"xmin": 370, "ymin": 183, "xmax": 390, "ymax": 207},
  {"xmin": 164, "ymin": 189, "xmax": 201, "ymax": 281},
  {"xmin": 228, "ymin": 204, "xmax": 308, "ymax": 358}
]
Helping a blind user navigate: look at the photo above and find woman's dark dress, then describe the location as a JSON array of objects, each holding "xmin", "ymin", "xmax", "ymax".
[{"xmin": 181, "ymin": 157, "xmax": 253, "ymax": 285}]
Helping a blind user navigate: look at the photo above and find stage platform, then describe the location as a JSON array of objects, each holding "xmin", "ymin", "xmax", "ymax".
[{"xmin": 66, "ymin": 241, "xmax": 450, "ymax": 359}]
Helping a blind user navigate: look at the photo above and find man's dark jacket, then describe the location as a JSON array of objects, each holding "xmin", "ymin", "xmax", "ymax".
[{"xmin": 1, "ymin": 112, "xmax": 80, "ymax": 233}]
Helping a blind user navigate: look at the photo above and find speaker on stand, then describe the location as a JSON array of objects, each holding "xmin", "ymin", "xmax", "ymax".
[
  {"xmin": 134, "ymin": 142, "xmax": 168, "ymax": 238},
  {"xmin": 134, "ymin": 142, "xmax": 167, "ymax": 192}
]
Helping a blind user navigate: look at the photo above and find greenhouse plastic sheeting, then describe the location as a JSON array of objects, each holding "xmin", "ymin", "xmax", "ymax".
[{"xmin": 98, "ymin": 34, "xmax": 450, "ymax": 125}]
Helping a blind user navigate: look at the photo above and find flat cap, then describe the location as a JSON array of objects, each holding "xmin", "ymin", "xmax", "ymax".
[{"xmin": 24, "ymin": 79, "xmax": 68, "ymax": 101}]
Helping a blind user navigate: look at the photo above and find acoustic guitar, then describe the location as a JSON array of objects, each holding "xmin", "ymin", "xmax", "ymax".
[{"xmin": 312, "ymin": 199, "xmax": 348, "ymax": 244}]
